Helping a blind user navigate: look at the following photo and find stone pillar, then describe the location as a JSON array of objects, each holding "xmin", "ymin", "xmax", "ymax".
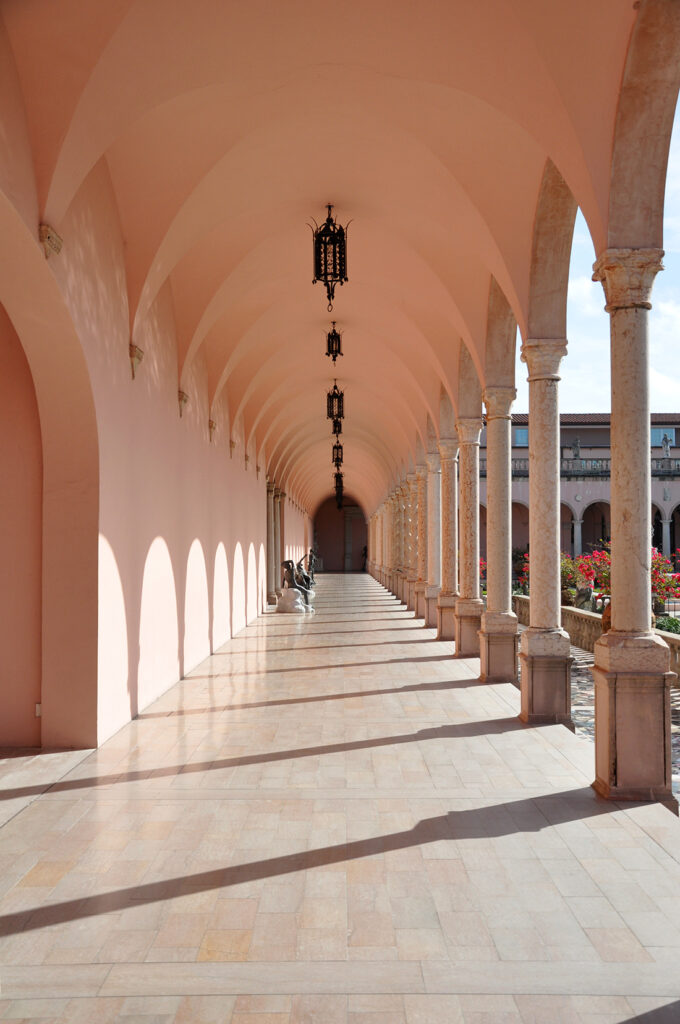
[
  {"xmin": 479, "ymin": 387, "xmax": 518, "ymax": 682},
  {"xmin": 266, "ymin": 481, "xmax": 277, "ymax": 604},
  {"xmin": 415, "ymin": 464, "xmax": 428, "ymax": 619},
  {"xmin": 437, "ymin": 439, "xmax": 459, "ymax": 640},
  {"xmin": 368, "ymin": 515, "xmax": 375, "ymax": 576},
  {"xmin": 518, "ymin": 340, "xmax": 572, "ymax": 726},
  {"xmin": 573, "ymin": 516, "xmax": 583, "ymax": 558},
  {"xmin": 662, "ymin": 519, "xmax": 672, "ymax": 560},
  {"xmin": 396, "ymin": 484, "xmax": 408, "ymax": 603},
  {"xmin": 591, "ymin": 248, "xmax": 675, "ymax": 806},
  {"xmin": 454, "ymin": 418, "xmax": 484, "ymax": 654},
  {"xmin": 406, "ymin": 473, "xmax": 418, "ymax": 610},
  {"xmin": 384, "ymin": 499, "xmax": 393, "ymax": 590},
  {"xmin": 273, "ymin": 488, "xmax": 283, "ymax": 596},
  {"xmin": 425, "ymin": 453, "xmax": 441, "ymax": 627}
]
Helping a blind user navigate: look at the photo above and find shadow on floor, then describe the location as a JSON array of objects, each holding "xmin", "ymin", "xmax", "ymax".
[
  {"xmin": 0, "ymin": 787, "xmax": 610, "ymax": 937},
  {"xmin": 0, "ymin": 716, "xmax": 528, "ymax": 802}
]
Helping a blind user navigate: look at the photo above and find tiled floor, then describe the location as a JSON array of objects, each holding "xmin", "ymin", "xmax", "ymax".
[{"xmin": 1, "ymin": 574, "xmax": 679, "ymax": 1022}]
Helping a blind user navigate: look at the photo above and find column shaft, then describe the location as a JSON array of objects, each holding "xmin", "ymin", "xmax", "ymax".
[
  {"xmin": 518, "ymin": 340, "xmax": 572, "ymax": 726},
  {"xmin": 454, "ymin": 419, "xmax": 484, "ymax": 655},
  {"xmin": 480, "ymin": 388, "xmax": 518, "ymax": 682},
  {"xmin": 437, "ymin": 440, "xmax": 459, "ymax": 640},
  {"xmin": 415, "ymin": 466, "xmax": 428, "ymax": 619},
  {"xmin": 266, "ymin": 482, "xmax": 277, "ymax": 604},
  {"xmin": 424, "ymin": 453, "xmax": 441, "ymax": 627}
]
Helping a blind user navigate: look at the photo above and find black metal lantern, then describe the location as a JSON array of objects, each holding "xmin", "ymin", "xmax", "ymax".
[
  {"xmin": 326, "ymin": 322, "xmax": 343, "ymax": 364},
  {"xmin": 332, "ymin": 440, "xmax": 343, "ymax": 468},
  {"xmin": 311, "ymin": 204, "xmax": 348, "ymax": 311},
  {"xmin": 326, "ymin": 381, "xmax": 344, "ymax": 420},
  {"xmin": 332, "ymin": 417, "xmax": 342, "ymax": 437},
  {"xmin": 334, "ymin": 470, "xmax": 344, "ymax": 509}
]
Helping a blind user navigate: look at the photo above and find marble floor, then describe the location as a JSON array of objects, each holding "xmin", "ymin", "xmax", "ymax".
[{"xmin": 1, "ymin": 574, "xmax": 680, "ymax": 1023}]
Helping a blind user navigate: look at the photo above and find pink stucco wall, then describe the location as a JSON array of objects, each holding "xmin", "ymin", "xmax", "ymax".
[{"xmin": 0, "ymin": 304, "xmax": 42, "ymax": 745}]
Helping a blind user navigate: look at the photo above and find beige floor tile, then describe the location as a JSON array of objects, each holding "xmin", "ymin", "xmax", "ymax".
[{"xmin": 584, "ymin": 927, "xmax": 654, "ymax": 962}]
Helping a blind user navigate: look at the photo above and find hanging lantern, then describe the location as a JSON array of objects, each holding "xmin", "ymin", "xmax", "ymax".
[
  {"xmin": 332, "ymin": 440, "xmax": 343, "ymax": 468},
  {"xmin": 325, "ymin": 322, "xmax": 343, "ymax": 364},
  {"xmin": 326, "ymin": 380, "xmax": 344, "ymax": 420},
  {"xmin": 332, "ymin": 417, "xmax": 342, "ymax": 437},
  {"xmin": 334, "ymin": 470, "xmax": 344, "ymax": 509},
  {"xmin": 311, "ymin": 204, "xmax": 348, "ymax": 311}
]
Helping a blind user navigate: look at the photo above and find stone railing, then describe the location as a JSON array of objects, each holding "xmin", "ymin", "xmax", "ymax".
[
  {"xmin": 479, "ymin": 457, "xmax": 680, "ymax": 479},
  {"xmin": 512, "ymin": 594, "xmax": 680, "ymax": 682}
]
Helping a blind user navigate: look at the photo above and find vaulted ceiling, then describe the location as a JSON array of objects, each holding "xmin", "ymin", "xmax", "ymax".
[{"xmin": 1, "ymin": 0, "xmax": 646, "ymax": 513}]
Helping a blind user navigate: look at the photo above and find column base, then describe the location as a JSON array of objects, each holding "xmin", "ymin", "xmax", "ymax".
[
  {"xmin": 592, "ymin": 630, "xmax": 677, "ymax": 810},
  {"xmin": 437, "ymin": 591, "xmax": 458, "ymax": 641},
  {"xmin": 479, "ymin": 611, "xmax": 518, "ymax": 683},
  {"xmin": 518, "ymin": 627, "xmax": 573, "ymax": 727},
  {"xmin": 396, "ymin": 573, "xmax": 406, "ymax": 604},
  {"xmin": 415, "ymin": 581, "xmax": 427, "ymax": 620},
  {"xmin": 454, "ymin": 598, "xmax": 484, "ymax": 656},
  {"xmin": 267, "ymin": 592, "xmax": 277, "ymax": 606},
  {"xmin": 425, "ymin": 585, "xmax": 440, "ymax": 628},
  {"xmin": 406, "ymin": 577, "xmax": 417, "ymax": 611}
]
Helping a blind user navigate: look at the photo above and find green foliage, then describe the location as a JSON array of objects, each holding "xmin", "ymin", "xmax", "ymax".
[{"xmin": 656, "ymin": 616, "xmax": 680, "ymax": 634}]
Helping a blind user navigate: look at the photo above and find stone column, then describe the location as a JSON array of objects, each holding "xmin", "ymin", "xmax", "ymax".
[
  {"xmin": 479, "ymin": 387, "xmax": 518, "ymax": 681},
  {"xmin": 266, "ymin": 481, "xmax": 277, "ymax": 604},
  {"xmin": 454, "ymin": 418, "xmax": 484, "ymax": 654},
  {"xmin": 384, "ymin": 500, "xmax": 393, "ymax": 590},
  {"xmin": 573, "ymin": 516, "xmax": 583, "ymax": 558},
  {"xmin": 273, "ymin": 488, "xmax": 283, "ymax": 596},
  {"xmin": 518, "ymin": 340, "xmax": 572, "ymax": 726},
  {"xmin": 415, "ymin": 464, "xmax": 428, "ymax": 619},
  {"xmin": 368, "ymin": 515, "xmax": 375, "ymax": 576},
  {"xmin": 592, "ymin": 248, "xmax": 675, "ymax": 806},
  {"xmin": 396, "ymin": 484, "xmax": 407, "ymax": 603},
  {"xmin": 425, "ymin": 453, "xmax": 441, "ymax": 627},
  {"xmin": 392, "ymin": 491, "xmax": 402, "ymax": 599},
  {"xmin": 406, "ymin": 473, "xmax": 418, "ymax": 610},
  {"xmin": 437, "ymin": 439, "xmax": 459, "ymax": 640},
  {"xmin": 662, "ymin": 519, "xmax": 672, "ymax": 560},
  {"xmin": 388, "ymin": 493, "xmax": 399, "ymax": 595}
]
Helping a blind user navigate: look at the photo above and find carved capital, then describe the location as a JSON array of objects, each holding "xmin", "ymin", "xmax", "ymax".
[
  {"xmin": 483, "ymin": 386, "xmax": 516, "ymax": 420},
  {"xmin": 455, "ymin": 417, "xmax": 482, "ymax": 445},
  {"xmin": 438, "ymin": 437, "xmax": 459, "ymax": 461},
  {"xmin": 592, "ymin": 247, "xmax": 664, "ymax": 311},
  {"xmin": 426, "ymin": 452, "xmax": 441, "ymax": 473},
  {"xmin": 266, "ymin": 480, "xmax": 275, "ymax": 496},
  {"xmin": 520, "ymin": 338, "xmax": 567, "ymax": 382}
]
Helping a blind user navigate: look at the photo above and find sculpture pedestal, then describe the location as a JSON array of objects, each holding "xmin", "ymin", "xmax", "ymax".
[
  {"xmin": 454, "ymin": 598, "xmax": 484, "ymax": 656},
  {"xmin": 479, "ymin": 611, "xmax": 518, "ymax": 683},
  {"xmin": 437, "ymin": 592, "xmax": 457, "ymax": 641},
  {"xmin": 593, "ymin": 631, "xmax": 677, "ymax": 809},
  {"xmin": 519, "ymin": 627, "xmax": 573, "ymax": 727}
]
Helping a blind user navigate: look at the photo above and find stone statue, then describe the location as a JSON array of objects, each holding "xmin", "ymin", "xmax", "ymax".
[
  {"xmin": 281, "ymin": 559, "xmax": 312, "ymax": 607},
  {"xmin": 574, "ymin": 585, "xmax": 592, "ymax": 609},
  {"xmin": 306, "ymin": 547, "xmax": 318, "ymax": 583},
  {"xmin": 295, "ymin": 559, "xmax": 313, "ymax": 590},
  {"xmin": 571, "ymin": 437, "xmax": 581, "ymax": 458},
  {"xmin": 662, "ymin": 433, "xmax": 671, "ymax": 458}
]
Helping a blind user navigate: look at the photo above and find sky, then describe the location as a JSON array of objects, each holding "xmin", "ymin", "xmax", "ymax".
[{"xmin": 513, "ymin": 109, "xmax": 680, "ymax": 414}]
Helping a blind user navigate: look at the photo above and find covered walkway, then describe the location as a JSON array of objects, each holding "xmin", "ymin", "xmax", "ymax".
[{"xmin": 1, "ymin": 575, "xmax": 679, "ymax": 1021}]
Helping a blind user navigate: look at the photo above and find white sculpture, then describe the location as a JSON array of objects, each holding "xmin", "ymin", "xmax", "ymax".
[{"xmin": 275, "ymin": 585, "xmax": 307, "ymax": 614}]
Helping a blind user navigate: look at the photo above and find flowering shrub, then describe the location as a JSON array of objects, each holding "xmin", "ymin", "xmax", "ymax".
[
  {"xmin": 479, "ymin": 557, "xmax": 487, "ymax": 584},
  {"xmin": 515, "ymin": 543, "xmax": 680, "ymax": 603}
]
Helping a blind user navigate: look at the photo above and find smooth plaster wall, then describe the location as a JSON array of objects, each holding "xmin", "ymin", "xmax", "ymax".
[
  {"xmin": 48, "ymin": 158, "xmax": 278, "ymax": 745},
  {"xmin": 0, "ymin": 304, "xmax": 42, "ymax": 745}
]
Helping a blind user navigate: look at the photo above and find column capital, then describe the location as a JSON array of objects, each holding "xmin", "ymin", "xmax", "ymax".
[
  {"xmin": 415, "ymin": 463, "xmax": 427, "ymax": 480},
  {"xmin": 483, "ymin": 386, "xmax": 516, "ymax": 420},
  {"xmin": 273, "ymin": 487, "xmax": 282, "ymax": 500},
  {"xmin": 266, "ymin": 480, "xmax": 275, "ymax": 495},
  {"xmin": 425, "ymin": 452, "xmax": 441, "ymax": 473},
  {"xmin": 407, "ymin": 472, "xmax": 417, "ymax": 486},
  {"xmin": 438, "ymin": 437, "xmax": 459, "ymax": 460},
  {"xmin": 592, "ymin": 247, "xmax": 664, "ymax": 311},
  {"xmin": 455, "ymin": 417, "xmax": 482, "ymax": 445},
  {"xmin": 520, "ymin": 338, "xmax": 567, "ymax": 381}
]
